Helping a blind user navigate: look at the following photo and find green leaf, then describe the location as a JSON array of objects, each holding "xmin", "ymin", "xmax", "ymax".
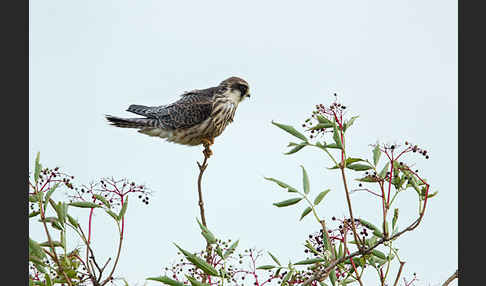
[
  {"xmin": 118, "ymin": 197, "xmax": 128, "ymax": 220},
  {"xmin": 371, "ymin": 249, "xmax": 387, "ymax": 260},
  {"xmin": 186, "ymin": 275, "xmax": 210, "ymax": 286},
  {"xmin": 44, "ymin": 183, "xmax": 60, "ymax": 212},
  {"xmin": 332, "ymin": 121, "xmax": 343, "ymax": 149},
  {"xmin": 268, "ymin": 252, "xmax": 281, "ymax": 266},
  {"xmin": 294, "ymin": 258, "xmax": 325, "ymax": 265},
  {"xmin": 427, "ymin": 190, "xmax": 439, "ymax": 198},
  {"xmin": 301, "ymin": 166, "xmax": 310, "ymax": 194},
  {"xmin": 324, "ymin": 143, "xmax": 342, "ymax": 149},
  {"xmin": 346, "ymin": 164, "xmax": 373, "ymax": 171},
  {"xmin": 314, "ymin": 189, "xmax": 331, "ymax": 205},
  {"xmin": 284, "ymin": 143, "xmax": 307, "ymax": 155},
  {"xmin": 67, "ymin": 214, "xmax": 79, "ymax": 228},
  {"xmin": 373, "ymin": 145, "xmax": 381, "ymax": 166},
  {"xmin": 358, "ymin": 219, "xmax": 383, "ymax": 238},
  {"xmin": 271, "ymin": 121, "xmax": 308, "ymax": 142},
  {"xmin": 196, "ymin": 218, "xmax": 217, "ymax": 244},
  {"xmin": 29, "ymin": 238, "xmax": 46, "ymax": 259},
  {"xmin": 378, "ymin": 162, "xmax": 390, "ymax": 179},
  {"xmin": 299, "ymin": 207, "xmax": 312, "ymax": 221},
  {"xmin": 39, "ymin": 241, "xmax": 63, "ymax": 248},
  {"xmin": 305, "ymin": 240, "xmax": 322, "ymax": 256},
  {"xmin": 105, "ymin": 209, "xmax": 120, "ymax": 221},
  {"xmin": 29, "ymin": 211, "xmax": 40, "ymax": 218},
  {"xmin": 34, "ymin": 152, "xmax": 42, "ymax": 183},
  {"xmin": 282, "ymin": 270, "xmax": 294, "ymax": 286},
  {"xmin": 343, "ymin": 116, "xmax": 359, "ymax": 132},
  {"xmin": 174, "ymin": 244, "xmax": 220, "ymax": 276},
  {"xmin": 392, "ymin": 208, "xmax": 399, "ymax": 230},
  {"xmin": 329, "ymin": 269, "xmax": 337, "ymax": 286},
  {"xmin": 223, "ymin": 239, "xmax": 239, "ymax": 259},
  {"xmin": 273, "ymin": 198, "xmax": 302, "ymax": 207},
  {"xmin": 338, "ymin": 242, "xmax": 343, "ymax": 259},
  {"xmin": 147, "ymin": 276, "xmax": 185, "ymax": 286},
  {"xmin": 45, "ymin": 274, "xmax": 52, "ymax": 286},
  {"xmin": 355, "ymin": 176, "xmax": 381, "ymax": 183},
  {"xmin": 256, "ymin": 265, "xmax": 276, "ymax": 270},
  {"xmin": 93, "ymin": 194, "xmax": 111, "ymax": 208},
  {"xmin": 215, "ymin": 245, "xmax": 224, "ymax": 258},
  {"xmin": 54, "ymin": 202, "xmax": 67, "ymax": 225},
  {"xmin": 69, "ymin": 201, "xmax": 101, "ymax": 208},
  {"xmin": 316, "ymin": 115, "xmax": 332, "ymax": 124},
  {"xmin": 264, "ymin": 177, "xmax": 299, "ymax": 193},
  {"xmin": 309, "ymin": 123, "xmax": 334, "ymax": 130}
]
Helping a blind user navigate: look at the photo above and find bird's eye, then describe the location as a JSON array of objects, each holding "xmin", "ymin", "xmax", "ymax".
[{"xmin": 238, "ymin": 84, "xmax": 248, "ymax": 95}]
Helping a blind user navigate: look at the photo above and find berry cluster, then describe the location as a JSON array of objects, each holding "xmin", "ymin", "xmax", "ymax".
[
  {"xmin": 67, "ymin": 177, "xmax": 152, "ymax": 212},
  {"xmin": 301, "ymin": 96, "xmax": 347, "ymax": 140}
]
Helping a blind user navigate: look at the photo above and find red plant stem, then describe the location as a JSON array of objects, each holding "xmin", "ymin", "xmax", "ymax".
[
  {"xmin": 249, "ymin": 251, "xmax": 260, "ymax": 286},
  {"xmin": 345, "ymin": 248, "xmax": 359, "ymax": 277},
  {"xmin": 121, "ymin": 196, "xmax": 125, "ymax": 237},
  {"xmin": 39, "ymin": 173, "xmax": 54, "ymax": 192}
]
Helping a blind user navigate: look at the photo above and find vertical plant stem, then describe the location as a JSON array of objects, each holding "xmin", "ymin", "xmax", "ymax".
[{"xmin": 197, "ymin": 148, "xmax": 212, "ymax": 282}]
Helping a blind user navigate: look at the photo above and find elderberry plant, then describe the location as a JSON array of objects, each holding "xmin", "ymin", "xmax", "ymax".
[
  {"xmin": 29, "ymin": 152, "xmax": 151, "ymax": 286},
  {"xmin": 262, "ymin": 96, "xmax": 436, "ymax": 286}
]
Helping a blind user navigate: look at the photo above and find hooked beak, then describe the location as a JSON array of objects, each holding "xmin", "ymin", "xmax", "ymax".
[{"xmin": 246, "ymin": 94, "xmax": 251, "ymax": 98}]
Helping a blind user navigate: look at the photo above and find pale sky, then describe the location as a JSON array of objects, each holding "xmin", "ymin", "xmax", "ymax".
[{"xmin": 29, "ymin": 1, "xmax": 457, "ymax": 285}]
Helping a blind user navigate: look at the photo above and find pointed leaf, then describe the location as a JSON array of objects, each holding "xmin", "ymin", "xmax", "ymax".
[
  {"xmin": 34, "ymin": 152, "xmax": 42, "ymax": 183},
  {"xmin": 268, "ymin": 252, "xmax": 281, "ymax": 266},
  {"xmin": 264, "ymin": 177, "xmax": 298, "ymax": 193},
  {"xmin": 69, "ymin": 202, "xmax": 101, "ymax": 208},
  {"xmin": 284, "ymin": 143, "xmax": 307, "ymax": 155},
  {"xmin": 196, "ymin": 218, "xmax": 217, "ymax": 244},
  {"xmin": 118, "ymin": 197, "xmax": 128, "ymax": 220},
  {"xmin": 105, "ymin": 209, "xmax": 119, "ymax": 221},
  {"xmin": 309, "ymin": 123, "xmax": 334, "ymax": 130},
  {"xmin": 223, "ymin": 239, "xmax": 239, "ymax": 259},
  {"xmin": 93, "ymin": 194, "xmax": 111, "ymax": 208},
  {"xmin": 332, "ymin": 121, "xmax": 343, "ymax": 149},
  {"xmin": 378, "ymin": 162, "xmax": 390, "ymax": 179},
  {"xmin": 299, "ymin": 206, "xmax": 312, "ymax": 221},
  {"xmin": 186, "ymin": 275, "xmax": 210, "ymax": 286},
  {"xmin": 272, "ymin": 121, "xmax": 308, "ymax": 142},
  {"xmin": 316, "ymin": 115, "xmax": 332, "ymax": 124},
  {"xmin": 301, "ymin": 166, "xmax": 310, "ymax": 194},
  {"xmin": 373, "ymin": 145, "xmax": 381, "ymax": 166},
  {"xmin": 147, "ymin": 276, "xmax": 185, "ymax": 286},
  {"xmin": 329, "ymin": 269, "xmax": 337, "ymax": 286},
  {"xmin": 273, "ymin": 198, "xmax": 302, "ymax": 207},
  {"xmin": 174, "ymin": 244, "xmax": 220, "ymax": 276},
  {"xmin": 44, "ymin": 183, "xmax": 60, "ymax": 212},
  {"xmin": 314, "ymin": 189, "xmax": 331, "ymax": 205},
  {"xmin": 324, "ymin": 143, "xmax": 342, "ymax": 149},
  {"xmin": 294, "ymin": 258, "xmax": 325, "ymax": 265},
  {"xmin": 256, "ymin": 265, "xmax": 276, "ymax": 270},
  {"xmin": 346, "ymin": 164, "xmax": 372, "ymax": 171},
  {"xmin": 343, "ymin": 116, "xmax": 359, "ymax": 132}
]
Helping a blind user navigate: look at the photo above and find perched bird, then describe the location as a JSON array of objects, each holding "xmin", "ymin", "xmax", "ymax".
[{"xmin": 105, "ymin": 76, "xmax": 251, "ymax": 157}]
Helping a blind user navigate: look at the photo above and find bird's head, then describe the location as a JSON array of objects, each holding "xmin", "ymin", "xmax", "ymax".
[{"xmin": 219, "ymin": 76, "xmax": 251, "ymax": 103}]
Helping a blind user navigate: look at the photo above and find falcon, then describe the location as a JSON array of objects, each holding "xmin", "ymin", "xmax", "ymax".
[{"xmin": 105, "ymin": 76, "xmax": 251, "ymax": 157}]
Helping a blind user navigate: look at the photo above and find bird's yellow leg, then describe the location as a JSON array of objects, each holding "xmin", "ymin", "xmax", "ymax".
[{"xmin": 201, "ymin": 138, "xmax": 214, "ymax": 158}]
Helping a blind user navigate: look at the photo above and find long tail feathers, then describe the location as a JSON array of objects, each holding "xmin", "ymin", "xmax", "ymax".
[
  {"xmin": 105, "ymin": 115, "xmax": 159, "ymax": 129},
  {"xmin": 126, "ymin": 104, "xmax": 152, "ymax": 117}
]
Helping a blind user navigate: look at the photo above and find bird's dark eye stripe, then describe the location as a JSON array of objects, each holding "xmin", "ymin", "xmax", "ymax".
[{"xmin": 232, "ymin": 83, "xmax": 247, "ymax": 95}]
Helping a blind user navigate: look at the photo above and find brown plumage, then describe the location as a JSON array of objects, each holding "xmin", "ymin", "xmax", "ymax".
[{"xmin": 105, "ymin": 77, "xmax": 250, "ymax": 148}]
